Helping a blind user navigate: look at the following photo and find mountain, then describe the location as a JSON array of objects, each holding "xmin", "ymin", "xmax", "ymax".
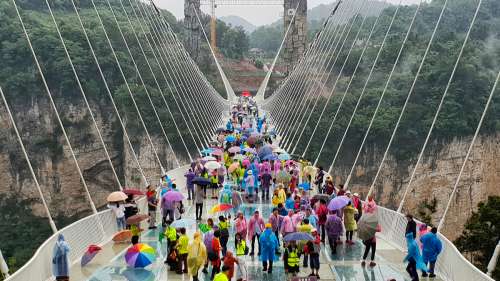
[
  {"xmin": 219, "ymin": 15, "xmax": 257, "ymax": 33},
  {"xmin": 308, "ymin": 0, "xmax": 391, "ymax": 23}
]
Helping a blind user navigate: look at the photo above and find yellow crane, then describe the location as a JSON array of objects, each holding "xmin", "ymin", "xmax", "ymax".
[{"xmin": 200, "ymin": 0, "xmax": 282, "ymax": 52}]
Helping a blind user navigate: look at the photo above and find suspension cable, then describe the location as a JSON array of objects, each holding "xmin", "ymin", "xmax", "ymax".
[
  {"xmin": 398, "ymin": 0, "xmax": 482, "ymax": 212},
  {"xmin": 88, "ymin": 0, "xmax": 166, "ymax": 175},
  {"xmin": 69, "ymin": 0, "xmax": 149, "ymax": 185},
  {"xmin": 11, "ymin": 0, "xmax": 98, "ymax": 214},
  {"xmin": 289, "ymin": 0, "xmax": 366, "ymax": 154},
  {"xmin": 314, "ymin": 9, "xmax": 383, "ymax": 167},
  {"xmin": 438, "ymin": 67, "xmax": 497, "ymax": 231},
  {"xmin": 301, "ymin": 6, "xmax": 371, "ymax": 159},
  {"xmin": 44, "ymin": 0, "xmax": 124, "ymax": 188},
  {"xmin": 0, "ymin": 86, "xmax": 57, "ymax": 233},
  {"xmin": 105, "ymin": 0, "xmax": 183, "ymax": 167},
  {"xmin": 344, "ymin": 1, "xmax": 422, "ymax": 191}
]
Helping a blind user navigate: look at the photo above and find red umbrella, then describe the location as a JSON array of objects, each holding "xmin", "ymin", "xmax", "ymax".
[
  {"xmin": 241, "ymin": 91, "xmax": 251, "ymax": 97},
  {"xmin": 123, "ymin": 189, "xmax": 145, "ymax": 196},
  {"xmin": 81, "ymin": 244, "xmax": 102, "ymax": 266},
  {"xmin": 126, "ymin": 214, "xmax": 149, "ymax": 225}
]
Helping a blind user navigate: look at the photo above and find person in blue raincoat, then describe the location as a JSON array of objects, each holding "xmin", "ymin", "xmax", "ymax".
[
  {"xmin": 226, "ymin": 120, "xmax": 233, "ymax": 132},
  {"xmin": 259, "ymin": 223, "xmax": 279, "ymax": 273},
  {"xmin": 403, "ymin": 233, "xmax": 427, "ymax": 281},
  {"xmin": 420, "ymin": 227, "xmax": 442, "ymax": 278},
  {"xmin": 219, "ymin": 184, "xmax": 233, "ymax": 205},
  {"xmin": 52, "ymin": 234, "xmax": 70, "ymax": 280}
]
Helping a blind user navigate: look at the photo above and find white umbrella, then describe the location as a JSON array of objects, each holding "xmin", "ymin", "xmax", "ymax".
[
  {"xmin": 202, "ymin": 156, "xmax": 217, "ymax": 161},
  {"xmin": 205, "ymin": 161, "xmax": 221, "ymax": 170},
  {"xmin": 273, "ymin": 148, "xmax": 286, "ymax": 154}
]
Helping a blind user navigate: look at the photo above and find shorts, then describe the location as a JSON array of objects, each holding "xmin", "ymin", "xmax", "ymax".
[{"xmin": 310, "ymin": 253, "xmax": 320, "ymax": 269}]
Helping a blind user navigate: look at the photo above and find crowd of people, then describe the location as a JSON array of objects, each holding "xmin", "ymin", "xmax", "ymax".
[{"xmin": 92, "ymin": 96, "xmax": 445, "ymax": 281}]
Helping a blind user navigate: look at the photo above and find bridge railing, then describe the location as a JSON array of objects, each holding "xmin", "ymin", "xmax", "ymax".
[
  {"xmin": 5, "ymin": 165, "xmax": 188, "ymax": 281},
  {"xmin": 376, "ymin": 206, "xmax": 494, "ymax": 281}
]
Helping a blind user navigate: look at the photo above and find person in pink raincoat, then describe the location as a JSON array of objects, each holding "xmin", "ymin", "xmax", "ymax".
[
  {"xmin": 235, "ymin": 212, "xmax": 248, "ymax": 239},
  {"xmin": 247, "ymin": 210, "xmax": 265, "ymax": 256},
  {"xmin": 280, "ymin": 210, "xmax": 296, "ymax": 239},
  {"xmin": 273, "ymin": 160, "xmax": 281, "ymax": 178}
]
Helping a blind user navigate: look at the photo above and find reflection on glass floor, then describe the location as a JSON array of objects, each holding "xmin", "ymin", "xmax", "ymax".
[
  {"xmin": 84, "ymin": 199, "xmax": 417, "ymax": 281},
  {"xmin": 334, "ymin": 265, "xmax": 412, "ymax": 281}
]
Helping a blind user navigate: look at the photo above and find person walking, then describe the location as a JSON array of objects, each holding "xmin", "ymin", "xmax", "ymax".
[
  {"xmin": 325, "ymin": 211, "xmax": 343, "ymax": 255},
  {"xmin": 188, "ymin": 232, "xmax": 207, "ymax": 281},
  {"xmin": 235, "ymin": 212, "xmax": 248, "ymax": 239},
  {"xmin": 108, "ymin": 201, "xmax": 126, "ymax": 231},
  {"xmin": 52, "ymin": 234, "xmax": 70, "ymax": 281},
  {"xmin": 218, "ymin": 216, "xmax": 231, "ymax": 257},
  {"xmin": 316, "ymin": 199, "xmax": 328, "ymax": 243},
  {"xmin": 147, "ymin": 188, "xmax": 158, "ymax": 229},
  {"xmin": 352, "ymin": 193, "xmax": 363, "ymax": 222},
  {"xmin": 261, "ymin": 171, "xmax": 272, "ymax": 200},
  {"xmin": 283, "ymin": 240, "xmax": 300, "ymax": 277},
  {"xmin": 404, "ymin": 233, "xmax": 428, "ymax": 281},
  {"xmin": 259, "ymin": 223, "xmax": 279, "ymax": 273},
  {"xmin": 344, "ymin": 202, "xmax": 358, "ymax": 245},
  {"xmin": 176, "ymin": 228, "xmax": 189, "ymax": 274},
  {"xmin": 268, "ymin": 208, "xmax": 283, "ymax": 254},
  {"xmin": 420, "ymin": 227, "xmax": 442, "ymax": 278},
  {"xmin": 406, "ymin": 214, "xmax": 417, "ymax": 239},
  {"xmin": 306, "ymin": 229, "xmax": 321, "ymax": 278},
  {"xmin": 185, "ymin": 169, "xmax": 196, "ymax": 200},
  {"xmin": 314, "ymin": 166, "xmax": 326, "ymax": 193},
  {"xmin": 248, "ymin": 210, "xmax": 265, "ymax": 256},
  {"xmin": 195, "ymin": 184, "xmax": 204, "ymax": 220},
  {"xmin": 210, "ymin": 230, "xmax": 223, "ymax": 280}
]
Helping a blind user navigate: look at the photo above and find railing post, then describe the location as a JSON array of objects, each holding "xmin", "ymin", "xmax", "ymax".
[{"xmin": 487, "ymin": 240, "xmax": 500, "ymax": 277}]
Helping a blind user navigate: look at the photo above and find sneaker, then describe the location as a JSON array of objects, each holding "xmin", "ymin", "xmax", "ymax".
[
  {"xmin": 262, "ymin": 268, "xmax": 267, "ymax": 272},
  {"xmin": 369, "ymin": 261, "xmax": 376, "ymax": 267},
  {"xmin": 308, "ymin": 273, "xmax": 316, "ymax": 277},
  {"xmin": 361, "ymin": 261, "xmax": 366, "ymax": 267},
  {"xmin": 316, "ymin": 274, "xmax": 320, "ymax": 279},
  {"xmin": 422, "ymin": 273, "xmax": 428, "ymax": 277},
  {"xmin": 429, "ymin": 273, "xmax": 436, "ymax": 278},
  {"xmin": 249, "ymin": 252, "xmax": 254, "ymax": 256}
]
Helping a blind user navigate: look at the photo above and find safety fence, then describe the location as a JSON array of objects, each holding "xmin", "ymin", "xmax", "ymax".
[
  {"xmin": 5, "ymin": 165, "xmax": 188, "ymax": 281},
  {"xmin": 376, "ymin": 206, "xmax": 493, "ymax": 281}
]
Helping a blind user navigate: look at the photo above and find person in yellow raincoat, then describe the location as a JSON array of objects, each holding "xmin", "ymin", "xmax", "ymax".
[
  {"xmin": 188, "ymin": 232, "xmax": 207, "ymax": 281},
  {"xmin": 344, "ymin": 202, "xmax": 358, "ymax": 245}
]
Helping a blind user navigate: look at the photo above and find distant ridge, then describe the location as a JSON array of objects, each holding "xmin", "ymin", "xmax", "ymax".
[{"xmin": 220, "ymin": 15, "xmax": 257, "ymax": 33}]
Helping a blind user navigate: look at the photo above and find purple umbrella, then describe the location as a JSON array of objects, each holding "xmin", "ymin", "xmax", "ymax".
[
  {"xmin": 162, "ymin": 191, "xmax": 185, "ymax": 202},
  {"xmin": 327, "ymin": 196, "xmax": 351, "ymax": 211}
]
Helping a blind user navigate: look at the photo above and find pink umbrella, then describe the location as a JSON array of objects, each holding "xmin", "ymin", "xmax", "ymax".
[
  {"xmin": 242, "ymin": 159, "xmax": 251, "ymax": 168},
  {"xmin": 212, "ymin": 149, "xmax": 223, "ymax": 156},
  {"xmin": 162, "ymin": 190, "xmax": 185, "ymax": 202},
  {"xmin": 228, "ymin": 146, "xmax": 241, "ymax": 153}
]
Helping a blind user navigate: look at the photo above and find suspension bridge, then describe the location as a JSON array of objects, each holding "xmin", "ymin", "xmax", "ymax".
[{"xmin": 0, "ymin": 0, "xmax": 499, "ymax": 280}]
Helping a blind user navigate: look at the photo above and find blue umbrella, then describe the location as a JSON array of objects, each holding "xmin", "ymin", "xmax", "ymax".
[
  {"xmin": 170, "ymin": 218, "xmax": 197, "ymax": 229},
  {"xmin": 200, "ymin": 148, "xmax": 213, "ymax": 155},
  {"xmin": 192, "ymin": 177, "xmax": 211, "ymax": 186},
  {"xmin": 258, "ymin": 145, "xmax": 273, "ymax": 158},
  {"xmin": 278, "ymin": 153, "xmax": 291, "ymax": 161},
  {"xmin": 226, "ymin": 135, "xmax": 236, "ymax": 143},
  {"xmin": 283, "ymin": 232, "xmax": 314, "ymax": 242},
  {"xmin": 298, "ymin": 182, "xmax": 310, "ymax": 190},
  {"xmin": 262, "ymin": 154, "xmax": 277, "ymax": 161}
]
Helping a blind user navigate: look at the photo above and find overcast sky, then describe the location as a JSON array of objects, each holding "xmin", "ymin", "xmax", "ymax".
[{"xmin": 155, "ymin": 0, "xmax": 421, "ymax": 26}]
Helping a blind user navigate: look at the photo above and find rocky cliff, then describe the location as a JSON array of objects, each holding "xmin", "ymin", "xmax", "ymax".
[
  {"xmin": 335, "ymin": 134, "xmax": 500, "ymax": 240},
  {"xmin": 0, "ymin": 95, "xmax": 180, "ymax": 220}
]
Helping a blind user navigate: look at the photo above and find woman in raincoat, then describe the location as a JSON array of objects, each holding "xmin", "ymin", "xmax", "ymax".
[
  {"xmin": 343, "ymin": 202, "xmax": 358, "ymax": 245},
  {"xmin": 245, "ymin": 170, "xmax": 255, "ymax": 201},
  {"xmin": 52, "ymin": 234, "xmax": 70, "ymax": 280},
  {"xmin": 188, "ymin": 232, "xmax": 207, "ymax": 281},
  {"xmin": 259, "ymin": 223, "xmax": 279, "ymax": 273},
  {"xmin": 404, "ymin": 233, "xmax": 428, "ymax": 281},
  {"xmin": 235, "ymin": 211, "xmax": 248, "ymax": 238}
]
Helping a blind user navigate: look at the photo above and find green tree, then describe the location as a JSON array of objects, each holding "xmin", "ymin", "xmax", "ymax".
[{"xmin": 455, "ymin": 196, "xmax": 500, "ymax": 280}]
